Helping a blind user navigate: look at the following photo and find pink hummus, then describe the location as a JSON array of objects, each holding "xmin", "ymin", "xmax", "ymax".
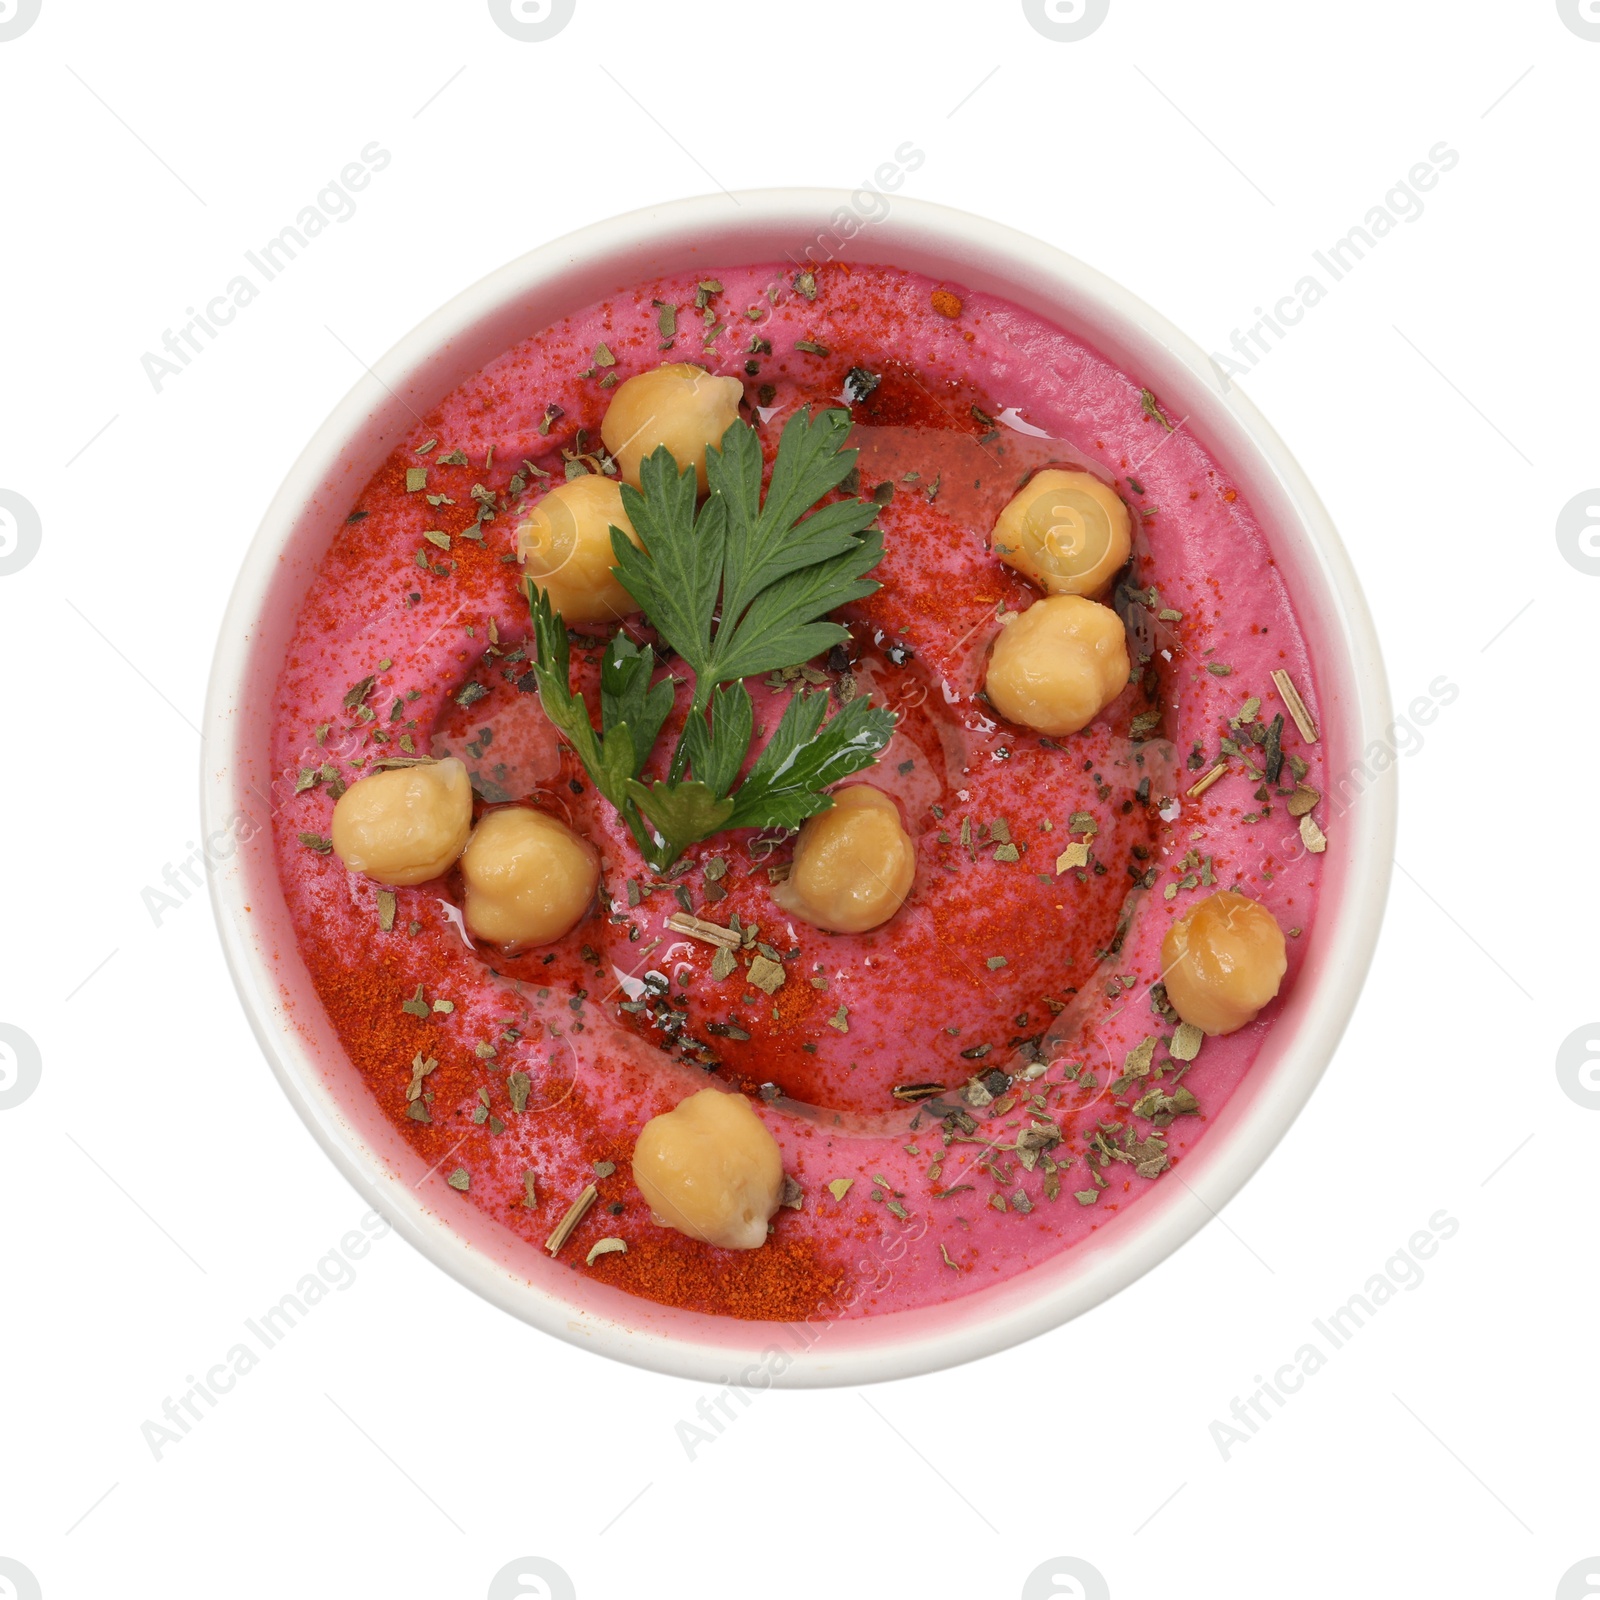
[{"xmin": 267, "ymin": 261, "xmax": 1326, "ymax": 1323}]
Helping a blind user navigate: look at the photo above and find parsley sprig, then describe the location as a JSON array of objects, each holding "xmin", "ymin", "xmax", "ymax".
[{"xmin": 528, "ymin": 406, "xmax": 896, "ymax": 871}]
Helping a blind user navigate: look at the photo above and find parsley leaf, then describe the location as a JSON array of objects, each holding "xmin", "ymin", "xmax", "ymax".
[
  {"xmin": 528, "ymin": 406, "xmax": 895, "ymax": 870},
  {"xmin": 528, "ymin": 590, "xmax": 673, "ymax": 858},
  {"xmin": 608, "ymin": 407, "xmax": 883, "ymax": 712},
  {"xmin": 599, "ymin": 628, "xmax": 675, "ymax": 764},
  {"xmin": 625, "ymin": 778, "xmax": 735, "ymax": 866},
  {"xmin": 604, "ymin": 446, "xmax": 720, "ymax": 703},
  {"xmin": 726, "ymin": 690, "xmax": 896, "ymax": 830},
  {"xmin": 678, "ymin": 681, "xmax": 753, "ymax": 797}
]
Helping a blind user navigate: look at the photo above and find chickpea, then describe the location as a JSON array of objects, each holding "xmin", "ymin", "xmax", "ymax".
[
  {"xmin": 632, "ymin": 1087, "xmax": 784, "ymax": 1251},
  {"xmin": 600, "ymin": 362, "xmax": 744, "ymax": 493},
  {"xmin": 992, "ymin": 469, "xmax": 1132, "ymax": 597},
  {"xmin": 459, "ymin": 806, "xmax": 599, "ymax": 950},
  {"xmin": 984, "ymin": 595, "xmax": 1130, "ymax": 737},
  {"xmin": 1161, "ymin": 890, "xmax": 1287, "ymax": 1036},
  {"xmin": 516, "ymin": 474, "xmax": 643, "ymax": 625},
  {"xmin": 771, "ymin": 784, "xmax": 915, "ymax": 935},
  {"xmin": 330, "ymin": 757, "xmax": 472, "ymax": 887}
]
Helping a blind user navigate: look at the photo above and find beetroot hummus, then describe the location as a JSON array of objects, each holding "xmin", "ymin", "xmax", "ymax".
[{"xmin": 267, "ymin": 261, "xmax": 1328, "ymax": 1324}]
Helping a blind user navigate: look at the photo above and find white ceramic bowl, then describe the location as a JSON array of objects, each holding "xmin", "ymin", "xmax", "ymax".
[{"xmin": 203, "ymin": 190, "xmax": 1395, "ymax": 1386}]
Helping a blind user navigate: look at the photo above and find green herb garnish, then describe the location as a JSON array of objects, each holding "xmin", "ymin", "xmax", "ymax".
[
  {"xmin": 528, "ymin": 408, "xmax": 895, "ymax": 870},
  {"xmin": 1140, "ymin": 387, "xmax": 1175, "ymax": 431}
]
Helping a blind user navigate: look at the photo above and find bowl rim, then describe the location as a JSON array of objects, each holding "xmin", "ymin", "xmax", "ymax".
[{"xmin": 203, "ymin": 188, "xmax": 1395, "ymax": 1386}]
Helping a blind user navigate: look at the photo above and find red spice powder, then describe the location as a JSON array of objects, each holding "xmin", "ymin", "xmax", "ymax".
[
  {"xmin": 296, "ymin": 884, "xmax": 852, "ymax": 1318},
  {"xmin": 586, "ymin": 1231, "xmax": 843, "ymax": 1321}
]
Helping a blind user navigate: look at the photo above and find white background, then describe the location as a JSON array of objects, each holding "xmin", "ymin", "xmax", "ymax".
[{"xmin": 2, "ymin": 2, "xmax": 1595, "ymax": 1596}]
